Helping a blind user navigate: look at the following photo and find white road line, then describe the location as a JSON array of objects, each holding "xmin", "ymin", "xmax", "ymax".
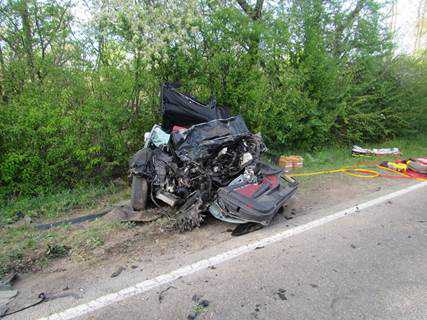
[{"xmin": 38, "ymin": 182, "xmax": 427, "ymax": 320}]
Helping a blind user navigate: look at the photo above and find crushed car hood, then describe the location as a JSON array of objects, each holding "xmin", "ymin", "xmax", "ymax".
[
  {"xmin": 171, "ymin": 116, "xmax": 253, "ymax": 161},
  {"xmin": 161, "ymin": 83, "xmax": 229, "ymax": 131}
]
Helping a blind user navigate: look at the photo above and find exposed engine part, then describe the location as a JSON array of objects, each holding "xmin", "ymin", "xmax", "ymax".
[
  {"xmin": 173, "ymin": 193, "xmax": 205, "ymax": 232},
  {"xmin": 156, "ymin": 190, "xmax": 180, "ymax": 207}
]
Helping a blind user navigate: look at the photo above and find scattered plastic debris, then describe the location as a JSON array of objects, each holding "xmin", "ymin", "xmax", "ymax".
[
  {"xmin": 110, "ymin": 266, "xmax": 125, "ymax": 278},
  {"xmin": 158, "ymin": 286, "xmax": 176, "ymax": 303},
  {"xmin": 352, "ymin": 145, "xmax": 400, "ymax": 157},
  {"xmin": 278, "ymin": 155, "xmax": 303, "ymax": 169},
  {"xmin": 275, "ymin": 288, "xmax": 288, "ymax": 301},
  {"xmin": 0, "ymin": 291, "xmax": 80, "ymax": 318},
  {"xmin": 187, "ymin": 294, "xmax": 209, "ymax": 320}
]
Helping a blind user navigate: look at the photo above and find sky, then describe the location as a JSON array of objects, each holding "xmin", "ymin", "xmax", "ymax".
[
  {"xmin": 71, "ymin": 0, "xmax": 424, "ymax": 54},
  {"xmin": 392, "ymin": 0, "xmax": 424, "ymax": 53}
]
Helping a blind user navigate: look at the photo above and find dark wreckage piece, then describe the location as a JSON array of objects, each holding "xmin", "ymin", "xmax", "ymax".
[
  {"xmin": 161, "ymin": 83, "xmax": 229, "ymax": 131},
  {"xmin": 211, "ymin": 163, "xmax": 298, "ymax": 226}
]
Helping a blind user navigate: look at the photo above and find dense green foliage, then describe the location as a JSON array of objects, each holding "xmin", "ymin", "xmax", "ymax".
[{"xmin": 1, "ymin": 0, "xmax": 426, "ymax": 199}]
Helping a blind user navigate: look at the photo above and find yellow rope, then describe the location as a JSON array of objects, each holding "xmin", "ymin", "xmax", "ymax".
[
  {"xmin": 290, "ymin": 167, "xmax": 379, "ymax": 179},
  {"xmin": 290, "ymin": 169, "xmax": 344, "ymax": 177},
  {"xmin": 289, "ymin": 165, "xmax": 427, "ymax": 181},
  {"xmin": 344, "ymin": 168, "xmax": 380, "ymax": 178}
]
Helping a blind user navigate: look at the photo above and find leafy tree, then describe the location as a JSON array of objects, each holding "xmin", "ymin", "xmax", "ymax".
[{"xmin": 0, "ymin": 0, "xmax": 426, "ymax": 199}]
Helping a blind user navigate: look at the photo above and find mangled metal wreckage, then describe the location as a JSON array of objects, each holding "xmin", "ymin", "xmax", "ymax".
[{"xmin": 130, "ymin": 84, "xmax": 298, "ymax": 231}]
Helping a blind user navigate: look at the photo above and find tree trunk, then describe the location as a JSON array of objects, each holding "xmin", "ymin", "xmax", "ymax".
[
  {"xmin": 236, "ymin": 0, "xmax": 264, "ymax": 65},
  {"xmin": 0, "ymin": 44, "xmax": 5, "ymax": 102},
  {"xmin": 17, "ymin": 0, "xmax": 36, "ymax": 82},
  {"xmin": 333, "ymin": 0, "xmax": 366, "ymax": 57},
  {"xmin": 129, "ymin": 48, "xmax": 143, "ymax": 116}
]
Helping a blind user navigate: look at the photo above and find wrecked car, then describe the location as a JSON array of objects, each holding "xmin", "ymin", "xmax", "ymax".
[{"xmin": 129, "ymin": 84, "xmax": 298, "ymax": 231}]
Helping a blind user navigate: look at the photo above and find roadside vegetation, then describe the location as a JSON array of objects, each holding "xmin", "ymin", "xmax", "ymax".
[
  {"xmin": 0, "ymin": 183, "xmax": 131, "ymax": 276},
  {"xmin": 0, "ymin": 182, "xmax": 129, "ymax": 225},
  {"xmin": 2, "ymin": 134, "xmax": 426, "ymax": 277},
  {"xmin": 0, "ymin": 217, "xmax": 131, "ymax": 276},
  {"xmin": 1, "ymin": 0, "xmax": 427, "ymax": 201},
  {"xmin": 1, "ymin": 0, "xmax": 427, "ymax": 276},
  {"xmin": 273, "ymin": 134, "xmax": 427, "ymax": 173}
]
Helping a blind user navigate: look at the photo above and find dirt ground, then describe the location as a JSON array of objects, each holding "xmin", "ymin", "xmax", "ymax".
[{"xmin": 5, "ymin": 173, "xmax": 416, "ymax": 314}]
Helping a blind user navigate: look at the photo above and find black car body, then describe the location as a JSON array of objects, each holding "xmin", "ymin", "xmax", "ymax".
[{"xmin": 130, "ymin": 84, "xmax": 297, "ymax": 230}]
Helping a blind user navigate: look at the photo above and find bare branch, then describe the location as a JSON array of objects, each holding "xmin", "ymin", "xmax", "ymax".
[
  {"xmin": 236, "ymin": 0, "xmax": 263, "ymax": 20},
  {"xmin": 254, "ymin": 0, "xmax": 264, "ymax": 19},
  {"xmin": 333, "ymin": 0, "xmax": 367, "ymax": 55},
  {"xmin": 236, "ymin": 0, "xmax": 254, "ymax": 17},
  {"xmin": 336, "ymin": 0, "xmax": 366, "ymax": 35}
]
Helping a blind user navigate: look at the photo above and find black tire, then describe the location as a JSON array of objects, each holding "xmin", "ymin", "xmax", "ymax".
[{"xmin": 131, "ymin": 176, "xmax": 148, "ymax": 211}]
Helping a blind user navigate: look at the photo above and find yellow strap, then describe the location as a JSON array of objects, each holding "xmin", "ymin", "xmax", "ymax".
[
  {"xmin": 290, "ymin": 167, "xmax": 379, "ymax": 179},
  {"xmin": 290, "ymin": 168, "xmax": 346, "ymax": 177},
  {"xmin": 344, "ymin": 168, "xmax": 380, "ymax": 178},
  {"xmin": 289, "ymin": 164, "xmax": 427, "ymax": 181}
]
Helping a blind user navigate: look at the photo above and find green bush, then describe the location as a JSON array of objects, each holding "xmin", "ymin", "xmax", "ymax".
[
  {"xmin": 0, "ymin": 67, "xmax": 155, "ymax": 198},
  {"xmin": 1, "ymin": 0, "xmax": 426, "ymax": 200}
]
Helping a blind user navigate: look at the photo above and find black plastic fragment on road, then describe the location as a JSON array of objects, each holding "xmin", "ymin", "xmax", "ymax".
[
  {"xmin": 35, "ymin": 208, "xmax": 111, "ymax": 230},
  {"xmin": 158, "ymin": 286, "xmax": 176, "ymax": 303},
  {"xmin": 110, "ymin": 266, "xmax": 125, "ymax": 278},
  {"xmin": 275, "ymin": 289, "xmax": 288, "ymax": 301},
  {"xmin": 0, "ymin": 290, "xmax": 79, "ymax": 318},
  {"xmin": 231, "ymin": 222, "xmax": 263, "ymax": 236},
  {"xmin": 199, "ymin": 299, "xmax": 209, "ymax": 307}
]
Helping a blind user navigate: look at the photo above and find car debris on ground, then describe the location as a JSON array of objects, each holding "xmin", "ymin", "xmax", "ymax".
[
  {"xmin": 0, "ymin": 272, "xmax": 18, "ymax": 317},
  {"xmin": 187, "ymin": 294, "xmax": 210, "ymax": 320},
  {"xmin": 352, "ymin": 145, "xmax": 401, "ymax": 156},
  {"xmin": 278, "ymin": 155, "xmax": 304, "ymax": 169},
  {"xmin": 110, "ymin": 266, "xmax": 126, "ymax": 278},
  {"xmin": 158, "ymin": 285, "xmax": 176, "ymax": 303},
  {"xmin": 129, "ymin": 84, "xmax": 298, "ymax": 233},
  {"xmin": 0, "ymin": 271, "xmax": 80, "ymax": 318},
  {"xmin": 0, "ymin": 291, "xmax": 80, "ymax": 318},
  {"xmin": 380, "ymin": 158, "xmax": 427, "ymax": 178}
]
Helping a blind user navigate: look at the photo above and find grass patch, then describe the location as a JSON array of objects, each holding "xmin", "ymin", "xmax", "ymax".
[
  {"xmin": 0, "ymin": 220, "xmax": 130, "ymax": 277},
  {"xmin": 69, "ymin": 220, "xmax": 127, "ymax": 261},
  {"xmin": 0, "ymin": 182, "xmax": 131, "ymax": 276},
  {"xmin": 0, "ymin": 183, "xmax": 130, "ymax": 225},
  {"xmin": 270, "ymin": 135, "xmax": 427, "ymax": 173}
]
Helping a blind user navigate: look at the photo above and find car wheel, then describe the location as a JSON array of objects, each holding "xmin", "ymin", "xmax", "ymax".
[{"xmin": 131, "ymin": 176, "xmax": 148, "ymax": 211}]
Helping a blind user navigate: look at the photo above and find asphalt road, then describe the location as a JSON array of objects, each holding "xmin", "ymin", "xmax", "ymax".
[
  {"xmin": 7, "ymin": 182, "xmax": 425, "ymax": 320},
  {"xmin": 61, "ymin": 183, "xmax": 427, "ymax": 320}
]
